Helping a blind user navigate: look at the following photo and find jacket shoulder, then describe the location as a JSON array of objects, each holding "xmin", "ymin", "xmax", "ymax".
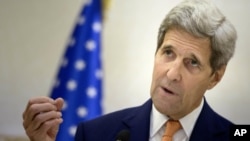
[
  {"xmin": 75, "ymin": 102, "xmax": 148, "ymax": 141},
  {"xmin": 190, "ymin": 99, "xmax": 233, "ymax": 141}
]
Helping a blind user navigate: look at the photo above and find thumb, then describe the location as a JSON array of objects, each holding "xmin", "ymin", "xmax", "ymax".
[{"xmin": 55, "ymin": 98, "xmax": 64, "ymax": 111}]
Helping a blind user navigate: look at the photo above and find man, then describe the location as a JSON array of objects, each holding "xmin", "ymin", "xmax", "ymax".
[{"xmin": 22, "ymin": 0, "xmax": 237, "ymax": 140}]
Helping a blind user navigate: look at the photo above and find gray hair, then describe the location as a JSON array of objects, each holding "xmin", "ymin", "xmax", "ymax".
[{"xmin": 157, "ymin": 0, "xmax": 237, "ymax": 72}]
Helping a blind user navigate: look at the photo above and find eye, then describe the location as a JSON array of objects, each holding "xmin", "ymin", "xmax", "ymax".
[
  {"xmin": 190, "ymin": 59, "xmax": 199, "ymax": 67},
  {"xmin": 164, "ymin": 49, "xmax": 174, "ymax": 57},
  {"xmin": 185, "ymin": 58, "xmax": 202, "ymax": 73}
]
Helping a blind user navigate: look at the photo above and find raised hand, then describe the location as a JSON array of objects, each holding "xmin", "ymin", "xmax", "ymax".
[{"xmin": 23, "ymin": 97, "xmax": 64, "ymax": 141}]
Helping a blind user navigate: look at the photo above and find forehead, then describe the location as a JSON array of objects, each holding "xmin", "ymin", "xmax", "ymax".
[
  {"xmin": 163, "ymin": 28, "xmax": 211, "ymax": 50},
  {"xmin": 162, "ymin": 28, "xmax": 211, "ymax": 60}
]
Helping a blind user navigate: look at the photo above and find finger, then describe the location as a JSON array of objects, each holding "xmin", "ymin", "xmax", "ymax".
[
  {"xmin": 23, "ymin": 97, "xmax": 55, "ymax": 119},
  {"xmin": 25, "ymin": 117, "xmax": 63, "ymax": 139},
  {"xmin": 54, "ymin": 97, "xmax": 64, "ymax": 111},
  {"xmin": 47, "ymin": 119, "xmax": 63, "ymax": 138},
  {"xmin": 39, "ymin": 118, "xmax": 63, "ymax": 137},
  {"xmin": 23, "ymin": 103, "xmax": 58, "ymax": 128},
  {"xmin": 24, "ymin": 110, "xmax": 62, "ymax": 134},
  {"xmin": 34, "ymin": 111, "xmax": 62, "ymax": 130}
]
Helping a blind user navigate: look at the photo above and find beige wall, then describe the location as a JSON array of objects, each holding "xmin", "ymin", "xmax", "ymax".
[
  {"xmin": 0, "ymin": 0, "xmax": 249, "ymax": 138},
  {"xmin": 0, "ymin": 135, "xmax": 28, "ymax": 141}
]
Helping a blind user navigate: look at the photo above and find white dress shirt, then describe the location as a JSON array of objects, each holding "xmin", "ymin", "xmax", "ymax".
[{"xmin": 149, "ymin": 99, "xmax": 204, "ymax": 141}]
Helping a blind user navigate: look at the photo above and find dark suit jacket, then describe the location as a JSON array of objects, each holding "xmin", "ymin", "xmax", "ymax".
[{"xmin": 75, "ymin": 98, "xmax": 233, "ymax": 141}]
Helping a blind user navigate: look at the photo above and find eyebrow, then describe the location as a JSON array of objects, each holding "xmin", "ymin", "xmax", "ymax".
[
  {"xmin": 161, "ymin": 45, "xmax": 173, "ymax": 50},
  {"xmin": 162, "ymin": 44, "xmax": 202, "ymax": 64}
]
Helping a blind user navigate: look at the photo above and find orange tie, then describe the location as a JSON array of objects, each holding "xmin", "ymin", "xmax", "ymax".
[{"xmin": 161, "ymin": 120, "xmax": 182, "ymax": 141}]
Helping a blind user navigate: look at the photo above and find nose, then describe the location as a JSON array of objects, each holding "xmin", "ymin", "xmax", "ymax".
[{"xmin": 166, "ymin": 60, "xmax": 182, "ymax": 82}]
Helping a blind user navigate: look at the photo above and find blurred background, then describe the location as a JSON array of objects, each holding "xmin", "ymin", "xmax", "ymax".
[{"xmin": 0, "ymin": 0, "xmax": 249, "ymax": 140}]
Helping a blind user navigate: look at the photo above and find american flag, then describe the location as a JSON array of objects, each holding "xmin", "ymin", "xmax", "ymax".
[{"xmin": 50, "ymin": 0, "xmax": 103, "ymax": 140}]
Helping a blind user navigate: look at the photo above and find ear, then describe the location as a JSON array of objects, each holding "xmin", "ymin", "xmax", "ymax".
[{"xmin": 207, "ymin": 65, "xmax": 226, "ymax": 90}]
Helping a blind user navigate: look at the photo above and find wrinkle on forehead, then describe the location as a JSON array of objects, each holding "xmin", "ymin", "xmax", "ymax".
[
  {"xmin": 163, "ymin": 28, "xmax": 211, "ymax": 50},
  {"xmin": 161, "ymin": 28, "xmax": 211, "ymax": 66}
]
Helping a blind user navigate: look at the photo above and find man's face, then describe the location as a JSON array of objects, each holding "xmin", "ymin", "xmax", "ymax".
[{"xmin": 150, "ymin": 28, "xmax": 224, "ymax": 120}]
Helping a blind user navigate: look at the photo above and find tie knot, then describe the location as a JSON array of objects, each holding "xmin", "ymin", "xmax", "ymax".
[{"xmin": 162, "ymin": 120, "xmax": 182, "ymax": 140}]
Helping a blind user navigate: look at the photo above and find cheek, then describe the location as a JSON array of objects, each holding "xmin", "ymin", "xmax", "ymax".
[
  {"xmin": 152, "ymin": 62, "xmax": 166, "ymax": 83},
  {"xmin": 151, "ymin": 63, "xmax": 163, "ymax": 91},
  {"xmin": 183, "ymin": 78, "xmax": 209, "ymax": 101}
]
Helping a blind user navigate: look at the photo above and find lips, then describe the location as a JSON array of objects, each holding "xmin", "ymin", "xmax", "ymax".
[{"xmin": 162, "ymin": 86, "xmax": 174, "ymax": 95}]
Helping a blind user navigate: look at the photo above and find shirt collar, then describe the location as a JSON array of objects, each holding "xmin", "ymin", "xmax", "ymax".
[
  {"xmin": 150, "ymin": 104, "xmax": 169, "ymax": 138},
  {"xmin": 179, "ymin": 99, "xmax": 204, "ymax": 138},
  {"xmin": 150, "ymin": 98, "xmax": 204, "ymax": 138}
]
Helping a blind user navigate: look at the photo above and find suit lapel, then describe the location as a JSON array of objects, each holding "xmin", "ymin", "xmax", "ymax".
[
  {"xmin": 121, "ymin": 99, "xmax": 152, "ymax": 141},
  {"xmin": 190, "ymin": 98, "xmax": 231, "ymax": 141},
  {"xmin": 116, "ymin": 98, "xmax": 231, "ymax": 141}
]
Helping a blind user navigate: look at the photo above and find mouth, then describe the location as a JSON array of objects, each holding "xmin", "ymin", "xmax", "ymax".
[{"xmin": 161, "ymin": 86, "xmax": 175, "ymax": 95}]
